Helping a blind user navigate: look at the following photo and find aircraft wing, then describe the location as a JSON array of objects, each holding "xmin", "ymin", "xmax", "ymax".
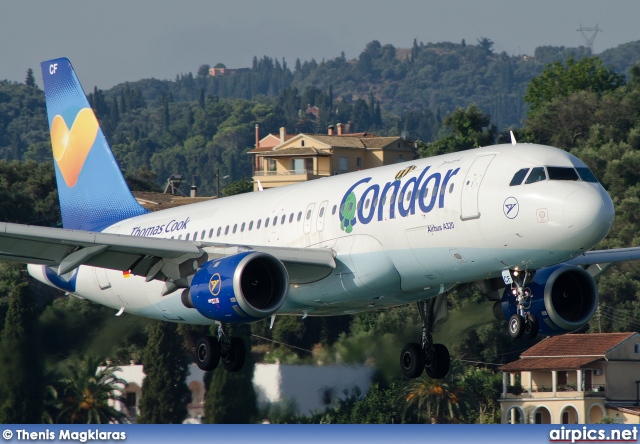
[
  {"xmin": 0, "ymin": 222, "xmax": 335, "ymax": 284},
  {"xmin": 565, "ymin": 247, "xmax": 640, "ymax": 277}
]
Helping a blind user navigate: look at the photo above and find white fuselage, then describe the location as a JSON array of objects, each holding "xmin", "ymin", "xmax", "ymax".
[{"xmin": 29, "ymin": 144, "xmax": 614, "ymax": 324}]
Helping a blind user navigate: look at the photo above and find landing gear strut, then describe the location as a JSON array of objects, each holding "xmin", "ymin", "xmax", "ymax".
[
  {"xmin": 195, "ymin": 323, "xmax": 246, "ymax": 372},
  {"xmin": 400, "ymin": 299, "xmax": 450, "ymax": 379},
  {"xmin": 505, "ymin": 270, "xmax": 539, "ymax": 339}
]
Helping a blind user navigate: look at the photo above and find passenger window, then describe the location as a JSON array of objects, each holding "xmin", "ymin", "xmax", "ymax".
[
  {"xmin": 576, "ymin": 167, "xmax": 599, "ymax": 183},
  {"xmin": 224, "ymin": 226, "xmax": 229, "ymax": 235},
  {"xmin": 306, "ymin": 210, "xmax": 312, "ymax": 220},
  {"xmin": 241, "ymin": 222, "xmax": 245, "ymax": 232},
  {"xmin": 289, "ymin": 213, "xmax": 294, "ymax": 223},
  {"xmin": 525, "ymin": 167, "xmax": 547, "ymax": 184},
  {"xmin": 406, "ymin": 191, "xmax": 411, "ymax": 201},
  {"xmin": 297, "ymin": 212, "xmax": 302, "ymax": 221},
  {"xmin": 510, "ymin": 168, "xmax": 530, "ymax": 186},
  {"xmin": 281, "ymin": 215, "xmax": 286, "ymax": 224},
  {"xmin": 217, "ymin": 227, "xmax": 221, "ymax": 236},
  {"xmin": 193, "ymin": 232, "xmax": 198, "ymax": 241},
  {"xmin": 373, "ymin": 197, "xmax": 378, "ymax": 207},
  {"xmin": 233, "ymin": 224, "xmax": 237, "ymax": 234},
  {"xmin": 273, "ymin": 216, "xmax": 278, "ymax": 226},
  {"xmin": 449, "ymin": 183, "xmax": 454, "ymax": 193},
  {"xmin": 209, "ymin": 229, "xmax": 213, "ymax": 238},
  {"xmin": 257, "ymin": 219, "xmax": 262, "ymax": 229},
  {"xmin": 365, "ymin": 199, "xmax": 370, "ymax": 209},
  {"xmin": 547, "ymin": 167, "xmax": 579, "ymax": 181},
  {"xmin": 249, "ymin": 221, "xmax": 253, "ymax": 230},
  {"xmin": 265, "ymin": 218, "xmax": 270, "ymax": 228},
  {"xmin": 186, "ymin": 233, "xmax": 190, "ymax": 241},
  {"xmin": 319, "ymin": 207, "xmax": 325, "ymax": 217},
  {"xmin": 201, "ymin": 230, "xmax": 206, "ymax": 239},
  {"xmin": 332, "ymin": 205, "xmax": 337, "ymax": 215},
  {"xmin": 178, "ymin": 235, "xmax": 182, "ymax": 239}
]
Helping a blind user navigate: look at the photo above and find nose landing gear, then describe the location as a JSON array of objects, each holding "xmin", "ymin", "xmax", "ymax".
[
  {"xmin": 400, "ymin": 299, "xmax": 450, "ymax": 379},
  {"xmin": 505, "ymin": 270, "xmax": 539, "ymax": 339}
]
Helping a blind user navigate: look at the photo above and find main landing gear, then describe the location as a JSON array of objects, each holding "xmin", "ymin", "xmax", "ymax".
[
  {"xmin": 505, "ymin": 270, "xmax": 539, "ymax": 340},
  {"xmin": 400, "ymin": 299, "xmax": 450, "ymax": 379},
  {"xmin": 196, "ymin": 323, "xmax": 246, "ymax": 372}
]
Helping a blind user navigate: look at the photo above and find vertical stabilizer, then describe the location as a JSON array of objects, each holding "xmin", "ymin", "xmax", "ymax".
[{"xmin": 40, "ymin": 58, "xmax": 147, "ymax": 231}]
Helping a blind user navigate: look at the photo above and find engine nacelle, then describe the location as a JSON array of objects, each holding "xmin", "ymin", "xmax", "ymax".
[
  {"xmin": 500, "ymin": 265, "xmax": 598, "ymax": 336},
  {"xmin": 184, "ymin": 251, "xmax": 289, "ymax": 323}
]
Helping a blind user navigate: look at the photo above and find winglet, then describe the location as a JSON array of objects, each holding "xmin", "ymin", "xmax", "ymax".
[
  {"xmin": 40, "ymin": 58, "xmax": 148, "ymax": 231},
  {"xmin": 510, "ymin": 131, "xmax": 517, "ymax": 146}
]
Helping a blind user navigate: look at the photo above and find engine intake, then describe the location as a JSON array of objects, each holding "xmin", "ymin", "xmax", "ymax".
[
  {"xmin": 500, "ymin": 265, "xmax": 598, "ymax": 336},
  {"xmin": 184, "ymin": 251, "xmax": 289, "ymax": 322}
]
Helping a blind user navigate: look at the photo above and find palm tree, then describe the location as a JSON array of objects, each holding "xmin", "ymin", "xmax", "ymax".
[
  {"xmin": 403, "ymin": 374, "xmax": 463, "ymax": 423},
  {"xmin": 55, "ymin": 357, "xmax": 128, "ymax": 424}
]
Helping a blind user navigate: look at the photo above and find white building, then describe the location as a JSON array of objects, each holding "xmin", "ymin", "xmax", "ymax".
[{"xmin": 109, "ymin": 362, "xmax": 373, "ymax": 422}]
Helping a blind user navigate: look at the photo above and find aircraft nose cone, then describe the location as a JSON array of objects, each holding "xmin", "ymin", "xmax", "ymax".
[{"xmin": 564, "ymin": 186, "xmax": 614, "ymax": 246}]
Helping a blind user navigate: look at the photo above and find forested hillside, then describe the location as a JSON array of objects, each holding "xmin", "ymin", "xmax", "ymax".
[{"xmin": 0, "ymin": 40, "xmax": 640, "ymax": 423}]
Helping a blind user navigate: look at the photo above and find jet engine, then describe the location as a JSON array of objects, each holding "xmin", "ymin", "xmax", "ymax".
[
  {"xmin": 183, "ymin": 251, "xmax": 289, "ymax": 322},
  {"xmin": 498, "ymin": 265, "xmax": 598, "ymax": 336}
]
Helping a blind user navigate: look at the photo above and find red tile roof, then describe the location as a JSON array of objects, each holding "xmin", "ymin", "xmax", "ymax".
[
  {"xmin": 521, "ymin": 333, "xmax": 636, "ymax": 357},
  {"xmin": 499, "ymin": 357, "xmax": 603, "ymax": 372},
  {"xmin": 498, "ymin": 333, "xmax": 637, "ymax": 372}
]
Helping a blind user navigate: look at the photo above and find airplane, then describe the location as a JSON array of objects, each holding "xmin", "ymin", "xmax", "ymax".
[{"xmin": 0, "ymin": 57, "xmax": 637, "ymax": 380}]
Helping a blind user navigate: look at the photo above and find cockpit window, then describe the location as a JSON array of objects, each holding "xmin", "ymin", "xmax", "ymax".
[
  {"xmin": 576, "ymin": 167, "xmax": 599, "ymax": 183},
  {"xmin": 525, "ymin": 167, "xmax": 547, "ymax": 184},
  {"xmin": 547, "ymin": 167, "xmax": 579, "ymax": 181},
  {"xmin": 510, "ymin": 168, "xmax": 530, "ymax": 186}
]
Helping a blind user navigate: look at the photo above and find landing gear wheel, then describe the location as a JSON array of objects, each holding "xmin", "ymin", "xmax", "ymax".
[
  {"xmin": 425, "ymin": 343, "xmax": 450, "ymax": 379},
  {"xmin": 400, "ymin": 343, "xmax": 425, "ymax": 379},
  {"xmin": 196, "ymin": 335, "xmax": 220, "ymax": 371},
  {"xmin": 524, "ymin": 314, "xmax": 539, "ymax": 339},
  {"xmin": 508, "ymin": 314, "xmax": 524, "ymax": 338},
  {"xmin": 221, "ymin": 337, "xmax": 246, "ymax": 372}
]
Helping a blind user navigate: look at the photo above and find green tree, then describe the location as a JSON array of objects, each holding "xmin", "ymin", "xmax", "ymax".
[
  {"xmin": 221, "ymin": 178, "xmax": 253, "ymax": 196},
  {"xmin": 25, "ymin": 68, "xmax": 36, "ymax": 87},
  {"xmin": 0, "ymin": 278, "xmax": 43, "ymax": 423},
  {"xmin": 137, "ymin": 321, "xmax": 191, "ymax": 424},
  {"xmin": 403, "ymin": 374, "xmax": 463, "ymax": 423},
  {"xmin": 419, "ymin": 104, "xmax": 496, "ymax": 157},
  {"xmin": 55, "ymin": 357, "xmax": 127, "ymax": 424},
  {"xmin": 524, "ymin": 56, "xmax": 624, "ymax": 114},
  {"xmin": 204, "ymin": 324, "xmax": 257, "ymax": 423}
]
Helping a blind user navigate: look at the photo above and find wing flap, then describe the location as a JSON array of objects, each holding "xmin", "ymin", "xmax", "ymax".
[{"xmin": 0, "ymin": 222, "xmax": 336, "ymax": 284}]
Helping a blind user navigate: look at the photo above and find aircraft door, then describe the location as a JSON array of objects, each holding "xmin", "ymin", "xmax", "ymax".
[
  {"xmin": 316, "ymin": 200, "xmax": 328, "ymax": 232},
  {"xmin": 460, "ymin": 155, "xmax": 495, "ymax": 221}
]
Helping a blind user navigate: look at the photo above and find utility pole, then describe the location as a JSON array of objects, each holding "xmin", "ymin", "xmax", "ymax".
[{"xmin": 577, "ymin": 24, "xmax": 602, "ymax": 54}]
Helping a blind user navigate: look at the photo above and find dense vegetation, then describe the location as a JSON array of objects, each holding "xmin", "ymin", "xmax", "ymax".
[{"xmin": 0, "ymin": 38, "xmax": 639, "ymax": 423}]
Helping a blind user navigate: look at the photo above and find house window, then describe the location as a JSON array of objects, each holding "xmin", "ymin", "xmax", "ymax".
[
  {"xmin": 301, "ymin": 140, "xmax": 305, "ymax": 147},
  {"xmin": 339, "ymin": 156, "xmax": 349, "ymax": 172},
  {"xmin": 635, "ymin": 344, "xmax": 640, "ymax": 353},
  {"xmin": 267, "ymin": 158, "xmax": 277, "ymax": 172},
  {"xmin": 292, "ymin": 158, "xmax": 305, "ymax": 173},
  {"xmin": 395, "ymin": 155, "xmax": 405, "ymax": 163},
  {"xmin": 356, "ymin": 157, "xmax": 362, "ymax": 168},
  {"xmin": 535, "ymin": 412, "xmax": 543, "ymax": 424}
]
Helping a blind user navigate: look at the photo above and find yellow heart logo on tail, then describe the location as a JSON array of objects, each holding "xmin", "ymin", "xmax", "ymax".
[{"xmin": 50, "ymin": 108, "xmax": 100, "ymax": 188}]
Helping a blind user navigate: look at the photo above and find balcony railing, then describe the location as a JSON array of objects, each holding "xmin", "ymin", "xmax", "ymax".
[{"xmin": 254, "ymin": 169, "xmax": 331, "ymax": 177}]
